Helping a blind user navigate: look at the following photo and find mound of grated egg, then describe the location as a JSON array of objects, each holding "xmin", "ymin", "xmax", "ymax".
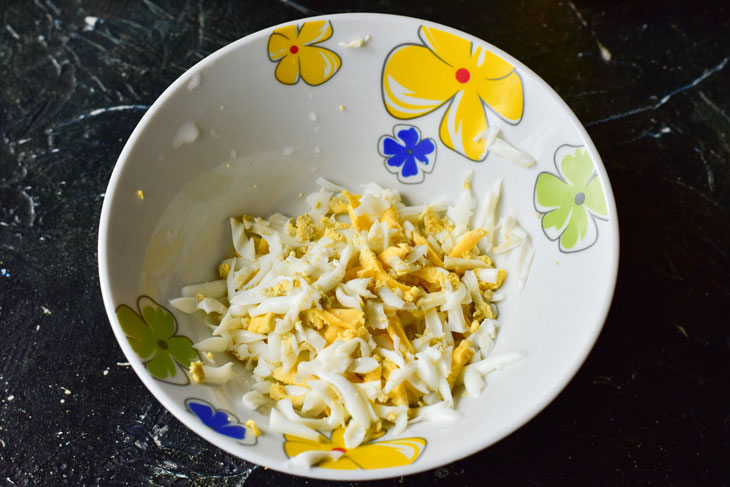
[{"xmin": 171, "ymin": 171, "xmax": 532, "ymax": 462}]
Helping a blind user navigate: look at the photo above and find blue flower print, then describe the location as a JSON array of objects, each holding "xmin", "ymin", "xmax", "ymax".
[
  {"xmin": 378, "ymin": 124, "xmax": 437, "ymax": 184},
  {"xmin": 185, "ymin": 398, "xmax": 257, "ymax": 445}
]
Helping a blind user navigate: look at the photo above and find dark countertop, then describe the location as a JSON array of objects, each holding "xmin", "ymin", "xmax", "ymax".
[{"xmin": 1, "ymin": 1, "xmax": 728, "ymax": 485}]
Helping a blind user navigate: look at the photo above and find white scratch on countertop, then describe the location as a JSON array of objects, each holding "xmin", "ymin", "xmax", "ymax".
[
  {"xmin": 655, "ymin": 57, "xmax": 729, "ymax": 109},
  {"xmin": 5, "ymin": 25, "xmax": 21, "ymax": 40},
  {"xmin": 698, "ymin": 91, "xmax": 730, "ymax": 126},
  {"xmin": 141, "ymin": 0, "xmax": 175, "ymax": 20},
  {"xmin": 43, "ymin": 0, "xmax": 61, "ymax": 16},
  {"xmin": 694, "ymin": 146, "xmax": 715, "ymax": 192},
  {"xmin": 83, "ymin": 104, "xmax": 150, "ymax": 119},
  {"xmin": 567, "ymin": 2, "xmax": 611, "ymax": 62},
  {"xmin": 586, "ymin": 56, "xmax": 729, "ymax": 127},
  {"xmin": 278, "ymin": 0, "xmax": 317, "ymax": 14},
  {"xmin": 197, "ymin": 0, "xmax": 206, "ymax": 47}
]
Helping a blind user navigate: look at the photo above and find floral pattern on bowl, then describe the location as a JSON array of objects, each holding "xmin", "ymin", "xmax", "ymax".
[
  {"xmin": 185, "ymin": 398, "xmax": 258, "ymax": 445},
  {"xmin": 284, "ymin": 428, "xmax": 426, "ymax": 470},
  {"xmin": 382, "ymin": 26, "xmax": 524, "ymax": 162},
  {"xmin": 378, "ymin": 125, "xmax": 436, "ymax": 183},
  {"xmin": 534, "ymin": 144, "xmax": 609, "ymax": 252},
  {"xmin": 268, "ymin": 20, "xmax": 341, "ymax": 86},
  {"xmin": 116, "ymin": 296, "xmax": 198, "ymax": 385}
]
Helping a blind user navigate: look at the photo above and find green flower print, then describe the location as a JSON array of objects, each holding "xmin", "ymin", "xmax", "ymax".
[
  {"xmin": 534, "ymin": 145, "xmax": 608, "ymax": 252},
  {"xmin": 116, "ymin": 296, "xmax": 198, "ymax": 383}
]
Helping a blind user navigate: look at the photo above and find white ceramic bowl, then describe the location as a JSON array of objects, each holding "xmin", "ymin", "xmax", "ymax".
[{"xmin": 98, "ymin": 13, "xmax": 619, "ymax": 480}]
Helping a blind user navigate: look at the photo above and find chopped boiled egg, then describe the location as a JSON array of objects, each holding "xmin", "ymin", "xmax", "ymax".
[{"xmin": 172, "ymin": 174, "xmax": 532, "ymax": 467}]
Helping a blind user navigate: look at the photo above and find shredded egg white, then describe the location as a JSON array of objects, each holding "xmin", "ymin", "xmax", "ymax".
[{"xmin": 172, "ymin": 171, "xmax": 532, "ymax": 467}]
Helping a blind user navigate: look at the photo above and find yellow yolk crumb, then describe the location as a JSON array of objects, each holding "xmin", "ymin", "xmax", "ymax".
[
  {"xmin": 189, "ymin": 361, "xmax": 205, "ymax": 383},
  {"xmin": 248, "ymin": 313, "xmax": 276, "ymax": 334},
  {"xmin": 245, "ymin": 419, "xmax": 261, "ymax": 436}
]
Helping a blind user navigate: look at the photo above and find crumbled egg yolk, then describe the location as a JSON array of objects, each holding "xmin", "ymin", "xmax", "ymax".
[
  {"xmin": 245, "ymin": 419, "xmax": 261, "ymax": 436},
  {"xmin": 189, "ymin": 361, "xmax": 205, "ymax": 383}
]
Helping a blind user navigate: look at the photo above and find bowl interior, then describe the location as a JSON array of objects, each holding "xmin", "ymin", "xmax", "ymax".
[{"xmin": 99, "ymin": 13, "xmax": 618, "ymax": 480}]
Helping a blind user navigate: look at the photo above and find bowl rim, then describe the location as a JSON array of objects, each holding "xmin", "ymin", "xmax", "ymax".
[{"xmin": 98, "ymin": 11, "xmax": 620, "ymax": 480}]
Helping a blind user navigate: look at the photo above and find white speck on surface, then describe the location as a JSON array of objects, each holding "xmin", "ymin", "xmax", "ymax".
[
  {"xmin": 308, "ymin": 112, "xmax": 318, "ymax": 122},
  {"xmin": 84, "ymin": 16, "xmax": 99, "ymax": 31},
  {"xmin": 314, "ymin": 146, "xmax": 321, "ymax": 154},
  {"xmin": 676, "ymin": 324, "xmax": 688, "ymax": 338},
  {"xmin": 116, "ymin": 362, "xmax": 130, "ymax": 367},
  {"xmin": 339, "ymin": 34, "xmax": 370, "ymax": 48},
  {"xmin": 282, "ymin": 146, "xmax": 299, "ymax": 156},
  {"xmin": 210, "ymin": 129, "xmax": 221, "ymax": 139},
  {"xmin": 60, "ymin": 387, "xmax": 71, "ymax": 395},
  {"xmin": 60, "ymin": 399, "xmax": 65, "ymax": 404},
  {"xmin": 173, "ymin": 121, "xmax": 200, "ymax": 149},
  {"xmin": 598, "ymin": 43, "xmax": 612, "ymax": 62},
  {"xmin": 6, "ymin": 395, "xmax": 14, "ymax": 401},
  {"xmin": 187, "ymin": 72, "xmax": 201, "ymax": 90},
  {"xmin": 230, "ymin": 149, "xmax": 237, "ymax": 158},
  {"xmin": 103, "ymin": 369, "xmax": 109, "ymax": 376},
  {"xmin": 35, "ymin": 325, "xmax": 39, "ymax": 331},
  {"xmin": 151, "ymin": 424, "xmax": 169, "ymax": 447},
  {"xmin": 41, "ymin": 306, "xmax": 51, "ymax": 315}
]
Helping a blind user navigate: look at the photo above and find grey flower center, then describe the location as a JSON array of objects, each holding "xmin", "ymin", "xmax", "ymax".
[
  {"xmin": 157, "ymin": 339, "xmax": 168, "ymax": 350},
  {"xmin": 574, "ymin": 192, "xmax": 586, "ymax": 205}
]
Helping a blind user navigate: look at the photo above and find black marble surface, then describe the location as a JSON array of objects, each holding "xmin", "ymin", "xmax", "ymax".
[{"xmin": 1, "ymin": 1, "xmax": 728, "ymax": 485}]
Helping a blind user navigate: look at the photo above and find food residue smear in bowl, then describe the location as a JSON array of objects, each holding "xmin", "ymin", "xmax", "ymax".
[{"xmin": 171, "ymin": 171, "xmax": 533, "ymax": 468}]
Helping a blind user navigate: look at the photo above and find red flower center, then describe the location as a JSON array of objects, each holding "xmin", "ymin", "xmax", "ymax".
[
  {"xmin": 455, "ymin": 68, "xmax": 470, "ymax": 83},
  {"xmin": 331, "ymin": 447, "xmax": 346, "ymax": 453},
  {"xmin": 289, "ymin": 45, "xmax": 299, "ymax": 54}
]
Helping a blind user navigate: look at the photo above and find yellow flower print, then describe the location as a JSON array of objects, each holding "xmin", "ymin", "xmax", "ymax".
[
  {"xmin": 284, "ymin": 428, "xmax": 426, "ymax": 470},
  {"xmin": 382, "ymin": 26, "xmax": 524, "ymax": 161},
  {"xmin": 267, "ymin": 20, "xmax": 342, "ymax": 86}
]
